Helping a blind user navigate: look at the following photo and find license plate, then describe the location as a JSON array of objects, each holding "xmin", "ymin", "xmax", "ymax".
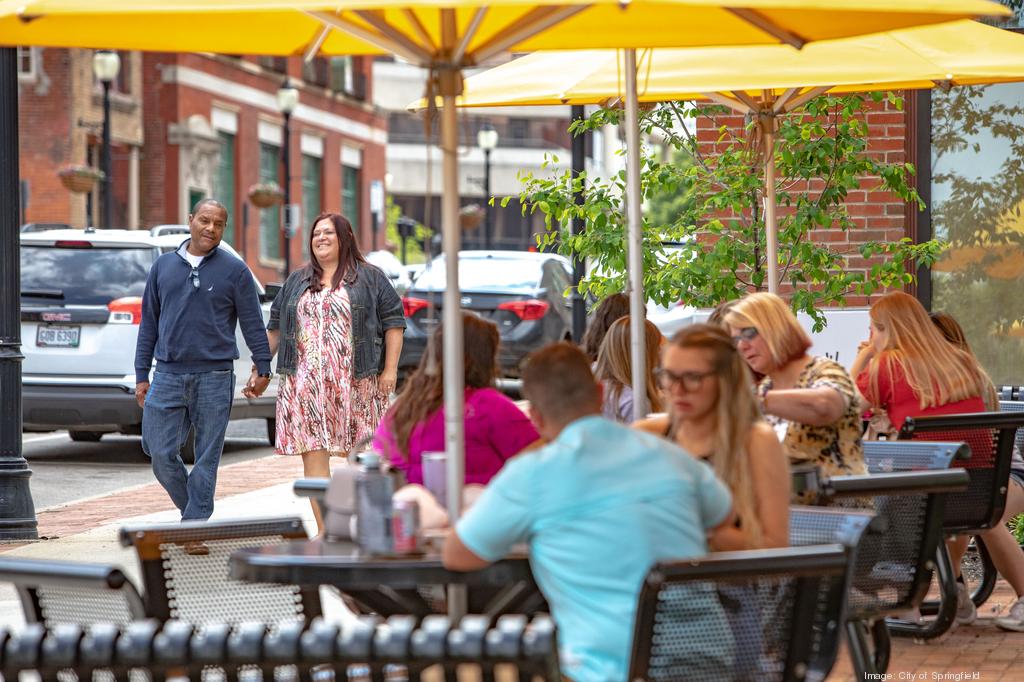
[{"xmin": 36, "ymin": 325, "xmax": 81, "ymax": 348}]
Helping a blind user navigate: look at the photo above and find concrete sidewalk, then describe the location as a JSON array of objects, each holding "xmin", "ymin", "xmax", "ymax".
[{"xmin": 2, "ymin": 454, "xmax": 1023, "ymax": 680}]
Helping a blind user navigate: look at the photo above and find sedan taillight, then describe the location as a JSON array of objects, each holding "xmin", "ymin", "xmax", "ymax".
[
  {"xmin": 108, "ymin": 296, "xmax": 143, "ymax": 324},
  {"xmin": 402, "ymin": 296, "xmax": 430, "ymax": 318},
  {"xmin": 497, "ymin": 299, "xmax": 549, "ymax": 321}
]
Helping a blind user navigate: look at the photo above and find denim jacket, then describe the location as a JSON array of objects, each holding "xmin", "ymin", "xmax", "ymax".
[{"xmin": 268, "ymin": 262, "xmax": 406, "ymax": 379}]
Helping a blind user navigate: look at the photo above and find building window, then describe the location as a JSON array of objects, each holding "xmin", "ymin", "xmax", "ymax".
[
  {"xmin": 342, "ymin": 165, "xmax": 361, "ymax": 238},
  {"xmin": 330, "ymin": 57, "xmax": 353, "ymax": 94},
  {"xmin": 17, "ymin": 47, "xmax": 36, "ymax": 81},
  {"xmin": 258, "ymin": 56, "xmax": 288, "ymax": 74},
  {"xmin": 301, "ymin": 154, "xmax": 322, "ymax": 259},
  {"xmin": 929, "ymin": 81, "xmax": 1024, "ymax": 386},
  {"xmin": 303, "ymin": 58, "xmax": 330, "ymax": 89},
  {"xmin": 259, "ymin": 142, "xmax": 282, "ymax": 261},
  {"xmin": 214, "ymin": 131, "xmax": 236, "ymax": 246}
]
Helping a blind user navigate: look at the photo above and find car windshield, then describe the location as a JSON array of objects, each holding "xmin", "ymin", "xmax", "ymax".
[
  {"xmin": 413, "ymin": 255, "xmax": 544, "ymax": 292},
  {"xmin": 21, "ymin": 245, "xmax": 155, "ymax": 305}
]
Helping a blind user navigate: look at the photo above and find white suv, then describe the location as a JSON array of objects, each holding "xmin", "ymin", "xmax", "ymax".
[{"xmin": 20, "ymin": 226, "xmax": 278, "ymax": 455}]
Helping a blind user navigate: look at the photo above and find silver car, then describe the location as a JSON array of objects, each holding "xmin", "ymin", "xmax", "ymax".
[{"xmin": 20, "ymin": 226, "xmax": 277, "ymax": 457}]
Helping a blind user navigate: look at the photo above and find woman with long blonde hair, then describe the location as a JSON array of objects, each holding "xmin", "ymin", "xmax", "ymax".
[
  {"xmin": 854, "ymin": 297, "xmax": 1024, "ymax": 631},
  {"xmin": 595, "ymin": 316, "xmax": 663, "ymax": 422},
  {"xmin": 852, "ymin": 292, "xmax": 990, "ymax": 431},
  {"xmin": 635, "ymin": 324, "xmax": 789, "ymax": 550}
]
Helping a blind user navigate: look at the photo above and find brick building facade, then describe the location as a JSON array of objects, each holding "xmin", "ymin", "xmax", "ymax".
[
  {"xmin": 694, "ymin": 95, "xmax": 919, "ymax": 306},
  {"xmin": 17, "ymin": 49, "xmax": 386, "ymax": 284}
]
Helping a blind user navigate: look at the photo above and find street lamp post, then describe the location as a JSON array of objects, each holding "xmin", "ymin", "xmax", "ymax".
[
  {"xmin": 0, "ymin": 48, "xmax": 38, "ymax": 540},
  {"xmin": 92, "ymin": 50, "xmax": 120, "ymax": 229},
  {"xmin": 476, "ymin": 122, "xmax": 498, "ymax": 250},
  {"xmin": 277, "ymin": 79, "xmax": 299, "ymax": 276}
]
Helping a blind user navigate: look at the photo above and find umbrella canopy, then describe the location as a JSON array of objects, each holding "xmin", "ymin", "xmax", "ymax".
[
  {"xmin": 0, "ymin": 1, "xmax": 1010, "ymax": 56},
  {"xmin": 0, "ymin": 1, "xmax": 1010, "ymax": 528},
  {"xmin": 445, "ymin": 20, "xmax": 1024, "ymax": 107}
]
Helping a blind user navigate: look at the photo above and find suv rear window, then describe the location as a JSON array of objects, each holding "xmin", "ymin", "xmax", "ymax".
[{"xmin": 21, "ymin": 245, "xmax": 157, "ymax": 305}]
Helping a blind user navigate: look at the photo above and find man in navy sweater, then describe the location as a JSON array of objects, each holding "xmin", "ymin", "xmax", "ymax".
[{"xmin": 135, "ymin": 199, "xmax": 272, "ymax": 522}]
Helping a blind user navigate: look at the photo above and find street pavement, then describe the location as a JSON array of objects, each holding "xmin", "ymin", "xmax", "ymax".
[
  {"xmin": 1, "ymin": 451, "xmax": 1023, "ymax": 680},
  {"xmin": 22, "ymin": 418, "xmax": 273, "ymax": 510}
]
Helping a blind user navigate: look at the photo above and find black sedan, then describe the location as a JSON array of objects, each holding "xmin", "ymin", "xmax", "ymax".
[{"xmin": 398, "ymin": 250, "xmax": 574, "ymax": 377}]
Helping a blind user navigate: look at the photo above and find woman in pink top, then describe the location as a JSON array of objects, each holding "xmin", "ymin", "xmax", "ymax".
[{"xmin": 374, "ymin": 312, "xmax": 539, "ymax": 485}]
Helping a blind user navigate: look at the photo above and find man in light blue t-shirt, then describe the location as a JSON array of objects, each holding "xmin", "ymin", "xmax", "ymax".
[{"xmin": 443, "ymin": 342, "xmax": 735, "ymax": 682}]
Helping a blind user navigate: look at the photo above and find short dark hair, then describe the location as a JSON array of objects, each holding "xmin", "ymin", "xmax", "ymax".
[
  {"xmin": 191, "ymin": 198, "xmax": 227, "ymax": 216},
  {"xmin": 522, "ymin": 342, "xmax": 600, "ymax": 423}
]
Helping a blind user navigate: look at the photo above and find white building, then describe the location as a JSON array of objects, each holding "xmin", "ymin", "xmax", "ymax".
[{"xmin": 373, "ymin": 57, "xmax": 619, "ymax": 251}]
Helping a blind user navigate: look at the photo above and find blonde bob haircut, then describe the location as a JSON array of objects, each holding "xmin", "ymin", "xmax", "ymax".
[{"xmin": 724, "ymin": 293, "xmax": 812, "ymax": 370}]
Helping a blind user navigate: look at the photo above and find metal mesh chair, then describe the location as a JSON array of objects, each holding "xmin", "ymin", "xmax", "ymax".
[
  {"xmin": 118, "ymin": 517, "xmax": 321, "ymax": 628},
  {"xmin": 0, "ymin": 557, "xmax": 146, "ymax": 629},
  {"xmin": 999, "ymin": 400, "xmax": 1024, "ymax": 454},
  {"xmin": 627, "ymin": 545, "xmax": 850, "ymax": 682},
  {"xmin": 799, "ymin": 469, "xmax": 967, "ymax": 671}
]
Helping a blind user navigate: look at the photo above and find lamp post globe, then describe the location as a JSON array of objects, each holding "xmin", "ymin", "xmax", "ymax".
[
  {"xmin": 92, "ymin": 50, "xmax": 120, "ymax": 229},
  {"xmin": 476, "ymin": 123, "xmax": 498, "ymax": 250},
  {"xmin": 277, "ymin": 79, "xmax": 299, "ymax": 276}
]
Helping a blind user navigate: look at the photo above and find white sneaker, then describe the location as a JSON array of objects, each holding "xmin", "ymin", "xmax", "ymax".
[
  {"xmin": 956, "ymin": 583, "xmax": 977, "ymax": 625},
  {"xmin": 995, "ymin": 597, "xmax": 1024, "ymax": 632}
]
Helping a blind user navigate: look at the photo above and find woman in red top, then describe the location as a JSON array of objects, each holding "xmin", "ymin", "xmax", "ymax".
[{"xmin": 853, "ymin": 293, "xmax": 1024, "ymax": 631}]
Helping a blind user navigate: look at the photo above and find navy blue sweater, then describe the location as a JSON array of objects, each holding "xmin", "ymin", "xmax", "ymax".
[{"xmin": 135, "ymin": 242, "xmax": 272, "ymax": 384}]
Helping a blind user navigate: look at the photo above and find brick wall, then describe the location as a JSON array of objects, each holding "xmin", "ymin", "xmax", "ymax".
[
  {"xmin": 694, "ymin": 96, "xmax": 912, "ymax": 305},
  {"xmin": 18, "ymin": 49, "xmax": 75, "ymax": 226},
  {"xmin": 143, "ymin": 53, "xmax": 387, "ymax": 286}
]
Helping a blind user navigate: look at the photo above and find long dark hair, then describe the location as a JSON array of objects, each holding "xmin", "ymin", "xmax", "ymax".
[
  {"xmin": 304, "ymin": 212, "xmax": 366, "ymax": 292},
  {"xmin": 581, "ymin": 293, "xmax": 630, "ymax": 361},
  {"xmin": 387, "ymin": 313, "xmax": 500, "ymax": 459}
]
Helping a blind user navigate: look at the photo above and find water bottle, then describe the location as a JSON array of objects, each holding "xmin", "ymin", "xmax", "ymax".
[{"xmin": 355, "ymin": 451, "xmax": 394, "ymax": 555}]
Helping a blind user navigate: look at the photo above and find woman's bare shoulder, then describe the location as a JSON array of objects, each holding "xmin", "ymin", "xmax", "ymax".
[{"xmin": 748, "ymin": 422, "xmax": 785, "ymax": 456}]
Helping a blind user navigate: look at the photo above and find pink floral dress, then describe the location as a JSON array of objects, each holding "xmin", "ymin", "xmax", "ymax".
[{"xmin": 275, "ymin": 286, "xmax": 387, "ymax": 456}]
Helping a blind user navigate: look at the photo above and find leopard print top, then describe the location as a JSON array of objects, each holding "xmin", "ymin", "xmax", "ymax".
[{"xmin": 758, "ymin": 356, "xmax": 867, "ymax": 481}]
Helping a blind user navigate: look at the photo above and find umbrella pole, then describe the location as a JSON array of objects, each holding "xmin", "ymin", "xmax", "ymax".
[
  {"xmin": 440, "ymin": 89, "xmax": 465, "ymax": 523},
  {"xmin": 623, "ymin": 48, "xmax": 647, "ymax": 421},
  {"xmin": 763, "ymin": 114, "xmax": 779, "ymax": 294}
]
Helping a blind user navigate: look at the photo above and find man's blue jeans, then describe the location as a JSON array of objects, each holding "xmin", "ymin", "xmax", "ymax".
[{"xmin": 142, "ymin": 370, "xmax": 234, "ymax": 521}]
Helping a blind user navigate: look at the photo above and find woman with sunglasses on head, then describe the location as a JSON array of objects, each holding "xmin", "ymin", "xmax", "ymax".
[
  {"xmin": 635, "ymin": 324, "xmax": 790, "ymax": 550},
  {"xmin": 725, "ymin": 293, "xmax": 867, "ymax": 483}
]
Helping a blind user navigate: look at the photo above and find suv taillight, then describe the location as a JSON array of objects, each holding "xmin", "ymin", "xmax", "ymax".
[
  {"xmin": 108, "ymin": 297, "xmax": 143, "ymax": 324},
  {"xmin": 402, "ymin": 296, "xmax": 430, "ymax": 317},
  {"xmin": 497, "ymin": 299, "xmax": 549, "ymax": 321}
]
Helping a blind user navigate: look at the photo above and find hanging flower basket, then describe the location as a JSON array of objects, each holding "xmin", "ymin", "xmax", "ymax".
[
  {"xmin": 460, "ymin": 204, "xmax": 485, "ymax": 231},
  {"xmin": 57, "ymin": 164, "xmax": 104, "ymax": 194},
  {"xmin": 248, "ymin": 182, "xmax": 284, "ymax": 208}
]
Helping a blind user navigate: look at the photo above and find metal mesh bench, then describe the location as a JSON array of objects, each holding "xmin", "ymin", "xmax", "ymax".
[
  {"xmin": 0, "ymin": 614, "xmax": 561, "ymax": 681},
  {"xmin": 892, "ymin": 413, "xmax": 1024, "ymax": 638},
  {"xmin": 0, "ymin": 557, "xmax": 146, "ymax": 630},
  {"xmin": 117, "ymin": 516, "xmax": 321, "ymax": 628},
  {"xmin": 627, "ymin": 544, "xmax": 851, "ymax": 682},
  {"xmin": 800, "ymin": 469, "xmax": 967, "ymax": 671}
]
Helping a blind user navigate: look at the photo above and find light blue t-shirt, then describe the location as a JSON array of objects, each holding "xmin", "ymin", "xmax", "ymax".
[{"xmin": 456, "ymin": 415, "xmax": 733, "ymax": 682}]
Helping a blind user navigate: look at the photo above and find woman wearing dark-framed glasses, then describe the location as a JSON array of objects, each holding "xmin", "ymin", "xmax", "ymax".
[
  {"xmin": 635, "ymin": 324, "xmax": 790, "ymax": 551},
  {"xmin": 724, "ymin": 293, "xmax": 866, "ymax": 485}
]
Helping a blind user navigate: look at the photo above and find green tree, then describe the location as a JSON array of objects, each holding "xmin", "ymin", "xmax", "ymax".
[
  {"xmin": 514, "ymin": 94, "xmax": 944, "ymax": 330},
  {"xmin": 384, "ymin": 197, "xmax": 432, "ymax": 264}
]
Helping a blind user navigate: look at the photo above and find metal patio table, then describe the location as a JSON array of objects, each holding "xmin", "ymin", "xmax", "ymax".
[{"xmin": 230, "ymin": 538, "xmax": 543, "ymax": 618}]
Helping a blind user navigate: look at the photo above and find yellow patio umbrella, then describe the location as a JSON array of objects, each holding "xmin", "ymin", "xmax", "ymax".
[
  {"xmin": 432, "ymin": 18, "xmax": 1024, "ymax": 420},
  {"xmin": 0, "ymin": 2, "xmax": 1011, "ymax": 523}
]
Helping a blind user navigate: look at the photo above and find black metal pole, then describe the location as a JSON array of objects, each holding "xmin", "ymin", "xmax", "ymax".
[
  {"xmin": 401, "ymin": 236, "xmax": 408, "ymax": 265},
  {"xmin": 281, "ymin": 111, "xmax": 291, "ymax": 277},
  {"xmin": 570, "ymin": 105, "xmax": 587, "ymax": 342},
  {"xmin": 0, "ymin": 48, "xmax": 39, "ymax": 541},
  {"xmin": 101, "ymin": 79, "xmax": 112, "ymax": 229},
  {"xmin": 483, "ymin": 148, "xmax": 492, "ymax": 250}
]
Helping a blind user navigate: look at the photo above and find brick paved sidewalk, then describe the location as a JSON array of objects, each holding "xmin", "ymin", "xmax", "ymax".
[{"xmin": 0, "ymin": 453, "xmax": 304, "ymax": 551}]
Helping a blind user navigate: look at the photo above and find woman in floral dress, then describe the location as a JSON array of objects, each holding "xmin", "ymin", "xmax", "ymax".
[{"xmin": 247, "ymin": 212, "xmax": 405, "ymax": 533}]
